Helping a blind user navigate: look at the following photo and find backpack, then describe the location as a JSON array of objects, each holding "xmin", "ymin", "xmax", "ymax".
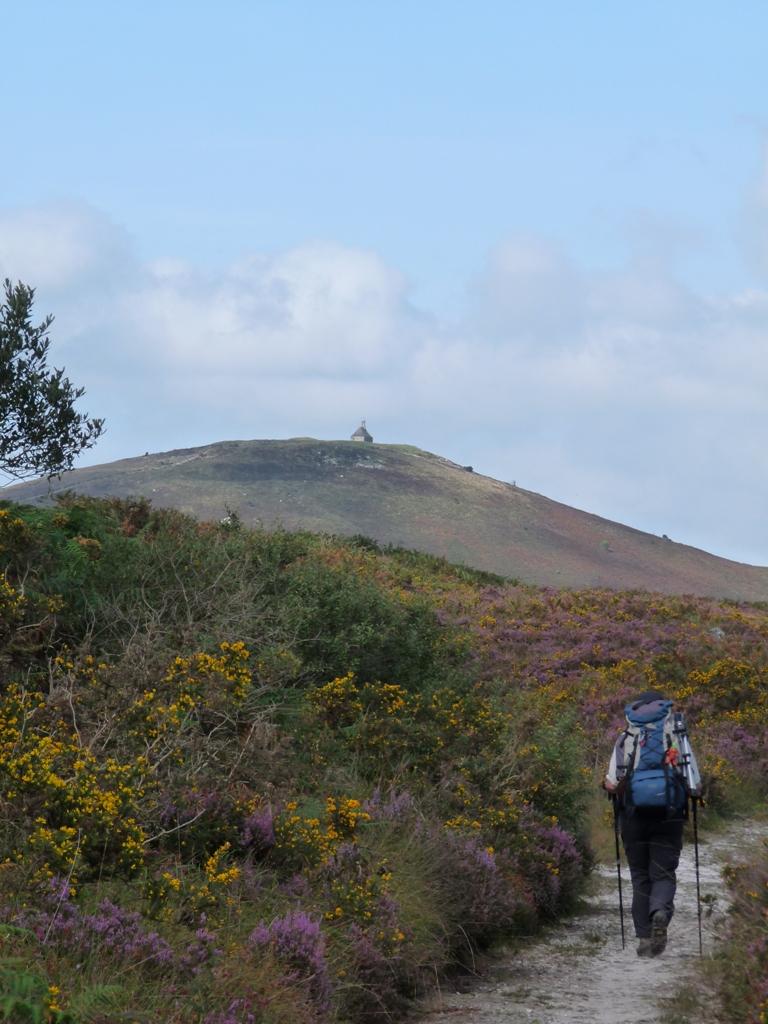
[{"xmin": 623, "ymin": 700, "xmax": 688, "ymax": 813}]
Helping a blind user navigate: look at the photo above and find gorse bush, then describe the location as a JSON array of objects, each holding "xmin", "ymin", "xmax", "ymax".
[
  {"xmin": 0, "ymin": 495, "xmax": 765, "ymax": 1022},
  {"xmin": 305, "ymin": 672, "xmax": 505, "ymax": 780}
]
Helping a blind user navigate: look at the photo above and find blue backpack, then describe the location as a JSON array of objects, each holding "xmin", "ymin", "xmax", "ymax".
[{"xmin": 624, "ymin": 700, "xmax": 687, "ymax": 812}]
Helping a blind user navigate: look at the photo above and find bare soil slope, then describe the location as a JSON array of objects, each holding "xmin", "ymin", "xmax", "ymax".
[{"xmin": 5, "ymin": 438, "xmax": 768, "ymax": 600}]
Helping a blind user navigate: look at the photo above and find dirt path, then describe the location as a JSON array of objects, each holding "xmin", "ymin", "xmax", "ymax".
[{"xmin": 421, "ymin": 818, "xmax": 766, "ymax": 1024}]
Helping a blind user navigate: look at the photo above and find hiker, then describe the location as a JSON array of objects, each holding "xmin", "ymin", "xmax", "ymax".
[{"xmin": 604, "ymin": 689, "xmax": 701, "ymax": 957}]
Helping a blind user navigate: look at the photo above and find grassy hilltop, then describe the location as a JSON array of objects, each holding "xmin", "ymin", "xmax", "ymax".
[
  {"xmin": 5, "ymin": 438, "xmax": 768, "ymax": 601},
  {"xmin": 0, "ymin": 495, "xmax": 766, "ymax": 1022}
]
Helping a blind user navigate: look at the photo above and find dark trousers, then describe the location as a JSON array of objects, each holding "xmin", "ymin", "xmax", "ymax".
[{"xmin": 620, "ymin": 811, "xmax": 683, "ymax": 938}]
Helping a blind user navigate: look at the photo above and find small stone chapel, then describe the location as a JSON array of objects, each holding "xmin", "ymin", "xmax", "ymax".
[{"xmin": 351, "ymin": 420, "xmax": 373, "ymax": 442}]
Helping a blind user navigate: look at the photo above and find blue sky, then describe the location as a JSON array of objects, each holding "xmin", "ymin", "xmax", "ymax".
[{"xmin": 1, "ymin": 2, "xmax": 768, "ymax": 563}]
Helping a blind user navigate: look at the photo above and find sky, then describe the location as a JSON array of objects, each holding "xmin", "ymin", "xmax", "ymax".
[{"xmin": 1, "ymin": 1, "xmax": 767, "ymax": 564}]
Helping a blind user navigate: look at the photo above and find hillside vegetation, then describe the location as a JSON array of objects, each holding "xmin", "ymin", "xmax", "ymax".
[
  {"xmin": 6, "ymin": 439, "xmax": 768, "ymax": 600},
  {"xmin": 0, "ymin": 495, "xmax": 766, "ymax": 1023}
]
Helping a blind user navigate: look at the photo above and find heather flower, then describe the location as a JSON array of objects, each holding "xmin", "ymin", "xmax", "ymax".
[
  {"xmin": 16, "ymin": 882, "xmax": 173, "ymax": 965},
  {"xmin": 179, "ymin": 926, "xmax": 222, "ymax": 975},
  {"xmin": 442, "ymin": 832, "xmax": 536, "ymax": 944},
  {"xmin": 512, "ymin": 813, "xmax": 583, "ymax": 915},
  {"xmin": 342, "ymin": 923, "xmax": 415, "ymax": 1024},
  {"xmin": 249, "ymin": 909, "xmax": 331, "ymax": 1007},
  {"xmin": 363, "ymin": 789, "xmax": 414, "ymax": 823},
  {"xmin": 281, "ymin": 873, "xmax": 313, "ymax": 900},
  {"xmin": 204, "ymin": 1003, "xmax": 256, "ymax": 1024},
  {"xmin": 240, "ymin": 805, "xmax": 276, "ymax": 852},
  {"xmin": 719, "ymin": 846, "xmax": 768, "ymax": 1023}
]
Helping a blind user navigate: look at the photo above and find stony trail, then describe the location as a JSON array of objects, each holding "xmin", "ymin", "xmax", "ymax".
[{"xmin": 420, "ymin": 818, "xmax": 766, "ymax": 1024}]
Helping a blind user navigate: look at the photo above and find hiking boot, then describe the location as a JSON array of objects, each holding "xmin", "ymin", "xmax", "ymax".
[
  {"xmin": 636, "ymin": 937, "xmax": 652, "ymax": 957},
  {"xmin": 650, "ymin": 911, "xmax": 669, "ymax": 956}
]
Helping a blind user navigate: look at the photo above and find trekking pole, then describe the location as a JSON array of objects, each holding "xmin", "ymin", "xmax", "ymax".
[
  {"xmin": 675, "ymin": 714, "xmax": 703, "ymax": 957},
  {"xmin": 692, "ymin": 796, "xmax": 703, "ymax": 955},
  {"xmin": 612, "ymin": 794, "xmax": 625, "ymax": 950}
]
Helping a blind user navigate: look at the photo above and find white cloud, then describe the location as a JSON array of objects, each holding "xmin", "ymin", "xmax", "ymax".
[
  {"xmin": 472, "ymin": 234, "xmax": 585, "ymax": 342},
  {"xmin": 0, "ymin": 199, "xmax": 134, "ymax": 293},
  {"xmin": 740, "ymin": 139, "xmax": 768, "ymax": 281},
  {"xmin": 126, "ymin": 241, "xmax": 415, "ymax": 378},
  {"xmin": 1, "ymin": 201, "xmax": 767, "ymax": 564}
]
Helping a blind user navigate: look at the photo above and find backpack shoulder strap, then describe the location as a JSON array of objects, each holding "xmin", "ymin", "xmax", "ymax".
[
  {"xmin": 622, "ymin": 726, "xmax": 643, "ymax": 790},
  {"xmin": 615, "ymin": 728, "xmax": 632, "ymax": 770},
  {"xmin": 623, "ymin": 725, "xmax": 641, "ymax": 766}
]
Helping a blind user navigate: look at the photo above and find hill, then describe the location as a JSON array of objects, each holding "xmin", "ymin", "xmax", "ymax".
[
  {"xmin": 4, "ymin": 437, "xmax": 768, "ymax": 599},
  {"xmin": 0, "ymin": 496, "xmax": 765, "ymax": 1021}
]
